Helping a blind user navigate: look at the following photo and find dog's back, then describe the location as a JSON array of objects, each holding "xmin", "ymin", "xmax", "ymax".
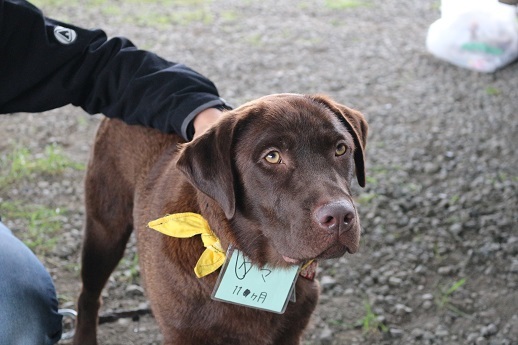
[{"xmin": 85, "ymin": 118, "xmax": 179, "ymax": 190}]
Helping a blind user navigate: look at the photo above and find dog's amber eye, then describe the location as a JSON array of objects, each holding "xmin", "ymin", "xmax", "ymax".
[
  {"xmin": 335, "ymin": 143, "xmax": 347, "ymax": 156},
  {"xmin": 264, "ymin": 151, "xmax": 281, "ymax": 164}
]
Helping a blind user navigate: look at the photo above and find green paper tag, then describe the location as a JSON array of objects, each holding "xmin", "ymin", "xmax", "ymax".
[{"xmin": 211, "ymin": 247, "xmax": 300, "ymax": 314}]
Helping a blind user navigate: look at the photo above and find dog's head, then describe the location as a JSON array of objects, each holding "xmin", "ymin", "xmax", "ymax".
[{"xmin": 177, "ymin": 94, "xmax": 368, "ymax": 267}]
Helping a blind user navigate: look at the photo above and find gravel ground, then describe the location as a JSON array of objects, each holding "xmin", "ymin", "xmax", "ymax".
[{"xmin": 0, "ymin": 0, "xmax": 517, "ymax": 344}]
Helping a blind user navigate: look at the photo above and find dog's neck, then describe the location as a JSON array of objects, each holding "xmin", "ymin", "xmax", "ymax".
[{"xmin": 193, "ymin": 188, "xmax": 236, "ymax": 253}]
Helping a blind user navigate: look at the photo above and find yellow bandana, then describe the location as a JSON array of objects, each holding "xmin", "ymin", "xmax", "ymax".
[{"xmin": 148, "ymin": 212, "xmax": 226, "ymax": 278}]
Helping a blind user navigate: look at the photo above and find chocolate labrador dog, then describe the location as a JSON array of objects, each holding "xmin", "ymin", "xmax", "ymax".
[{"xmin": 73, "ymin": 94, "xmax": 368, "ymax": 345}]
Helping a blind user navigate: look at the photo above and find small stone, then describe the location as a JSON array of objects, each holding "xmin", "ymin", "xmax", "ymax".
[
  {"xmin": 424, "ymin": 162, "xmax": 440, "ymax": 174},
  {"xmin": 422, "ymin": 300, "xmax": 433, "ymax": 310},
  {"xmin": 435, "ymin": 327, "xmax": 449, "ymax": 337},
  {"xmin": 363, "ymin": 276, "xmax": 374, "ymax": 287},
  {"xmin": 125, "ymin": 284, "xmax": 144, "ymax": 296},
  {"xmin": 138, "ymin": 302, "xmax": 149, "ymax": 310},
  {"xmin": 411, "ymin": 328, "xmax": 424, "ymax": 339},
  {"xmin": 319, "ymin": 325, "xmax": 333, "ymax": 344},
  {"xmin": 450, "ymin": 223, "xmax": 462, "ymax": 235},
  {"xmin": 414, "ymin": 265, "xmax": 426, "ymax": 274},
  {"xmin": 388, "ymin": 276, "xmax": 403, "ymax": 286},
  {"xmin": 484, "ymin": 266, "xmax": 494, "ymax": 275},
  {"xmin": 422, "ymin": 293, "xmax": 434, "ymax": 300},
  {"xmin": 394, "ymin": 303, "xmax": 412, "ymax": 315},
  {"xmin": 467, "ymin": 333, "xmax": 479, "ymax": 343},
  {"xmin": 438, "ymin": 266, "xmax": 455, "ymax": 275},
  {"xmin": 320, "ymin": 276, "xmax": 337, "ymax": 292},
  {"xmin": 475, "ymin": 336, "xmax": 488, "ymax": 345},
  {"xmin": 422, "ymin": 330, "xmax": 435, "ymax": 340},
  {"xmin": 481, "ymin": 323, "xmax": 498, "ymax": 337},
  {"xmin": 504, "ymin": 237, "xmax": 518, "ymax": 255},
  {"xmin": 389, "ymin": 327, "xmax": 404, "ymax": 338},
  {"xmin": 117, "ymin": 318, "xmax": 131, "ymax": 326},
  {"xmin": 37, "ymin": 180, "xmax": 50, "ymax": 188}
]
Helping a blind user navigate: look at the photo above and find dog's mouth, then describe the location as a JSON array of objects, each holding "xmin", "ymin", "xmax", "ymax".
[{"xmin": 272, "ymin": 220, "xmax": 361, "ymax": 266}]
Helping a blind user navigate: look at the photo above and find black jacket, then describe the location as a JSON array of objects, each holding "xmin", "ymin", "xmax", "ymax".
[{"xmin": 0, "ymin": 0, "xmax": 229, "ymax": 140}]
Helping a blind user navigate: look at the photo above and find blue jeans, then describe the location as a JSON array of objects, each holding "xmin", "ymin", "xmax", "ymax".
[{"xmin": 0, "ymin": 221, "xmax": 62, "ymax": 344}]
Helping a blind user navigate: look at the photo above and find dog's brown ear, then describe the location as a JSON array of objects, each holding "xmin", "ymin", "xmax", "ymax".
[
  {"xmin": 311, "ymin": 95, "xmax": 369, "ymax": 187},
  {"xmin": 176, "ymin": 115, "xmax": 238, "ymax": 219}
]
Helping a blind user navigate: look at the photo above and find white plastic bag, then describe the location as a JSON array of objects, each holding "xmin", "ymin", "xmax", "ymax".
[{"xmin": 426, "ymin": 0, "xmax": 518, "ymax": 73}]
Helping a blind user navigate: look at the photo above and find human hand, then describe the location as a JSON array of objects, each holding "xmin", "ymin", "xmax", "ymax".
[{"xmin": 192, "ymin": 107, "xmax": 223, "ymax": 139}]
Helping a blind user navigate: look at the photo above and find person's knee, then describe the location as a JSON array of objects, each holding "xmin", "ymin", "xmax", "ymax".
[
  {"xmin": 0, "ymin": 286, "xmax": 62, "ymax": 344},
  {"xmin": 0, "ymin": 222, "xmax": 62, "ymax": 344}
]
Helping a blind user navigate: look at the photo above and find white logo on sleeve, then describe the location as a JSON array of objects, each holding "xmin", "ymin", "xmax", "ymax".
[{"xmin": 53, "ymin": 26, "xmax": 77, "ymax": 45}]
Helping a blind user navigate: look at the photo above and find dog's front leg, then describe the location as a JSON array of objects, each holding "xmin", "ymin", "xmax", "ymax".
[
  {"xmin": 73, "ymin": 289, "xmax": 101, "ymax": 345},
  {"xmin": 73, "ymin": 216, "xmax": 133, "ymax": 345}
]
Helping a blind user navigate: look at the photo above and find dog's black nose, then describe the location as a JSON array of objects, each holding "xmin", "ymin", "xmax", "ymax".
[{"xmin": 315, "ymin": 201, "xmax": 355, "ymax": 233}]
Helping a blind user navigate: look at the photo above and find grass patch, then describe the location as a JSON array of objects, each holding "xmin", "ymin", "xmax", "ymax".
[
  {"xmin": 436, "ymin": 278, "xmax": 468, "ymax": 316},
  {"xmin": 0, "ymin": 143, "xmax": 84, "ymax": 189},
  {"xmin": 485, "ymin": 86, "xmax": 500, "ymax": 96},
  {"xmin": 325, "ymin": 0, "xmax": 369, "ymax": 10},
  {"xmin": 449, "ymin": 194, "xmax": 460, "ymax": 204},
  {"xmin": 246, "ymin": 33, "xmax": 264, "ymax": 46},
  {"xmin": 126, "ymin": 0, "xmax": 206, "ymax": 4},
  {"xmin": 171, "ymin": 9, "xmax": 213, "ymax": 25},
  {"xmin": 365, "ymin": 175, "xmax": 379, "ymax": 185},
  {"xmin": 298, "ymin": 1, "xmax": 312, "ymax": 10},
  {"xmin": 433, "ymin": 241, "xmax": 442, "ymax": 260},
  {"xmin": 357, "ymin": 192, "xmax": 378, "ymax": 204},
  {"xmin": 0, "ymin": 201, "xmax": 66, "ymax": 255},
  {"xmin": 31, "ymin": 0, "xmax": 80, "ymax": 8},
  {"xmin": 117, "ymin": 252, "xmax": 141, "ymax": 284},
  {"xmin": 129, "ymin": 7, "xmax": 213, "ymax": 27},
  {"xmin": 357, "ymin": 299, "xmax": 388, "ymax": 333},
  {"xmin": 100, "ymin": 5, "xmax": 123, "ymax": 16},
  {"xmin": 35, "ymin": 0, "xmax": 214, "ymax": 28},
  {"xmin": 121, "ymin": 0, "xmax": 214, "ymax": 27},
  {"xmin": 221, "ymin": 10, "xmax": 239, "ymax": 22}
]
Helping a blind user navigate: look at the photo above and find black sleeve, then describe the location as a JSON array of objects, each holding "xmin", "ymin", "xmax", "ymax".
[{"xmin": 0, "ymin": 0, "xmax": 230, "ymax": 140}]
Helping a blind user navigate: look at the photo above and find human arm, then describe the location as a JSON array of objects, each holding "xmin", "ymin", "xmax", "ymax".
[
  {"xmin": 192, "ymin": 107, "xmax": 225, "ymax": 139},
  {"xmin": 0, "ymin": 0, "xmax": 230, "ymax": 140}
]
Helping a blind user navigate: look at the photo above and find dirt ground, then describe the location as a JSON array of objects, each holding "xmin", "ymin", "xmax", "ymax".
[{"xmin": 0, "ymin": 0, "xmax": 517, "ymax": 344}]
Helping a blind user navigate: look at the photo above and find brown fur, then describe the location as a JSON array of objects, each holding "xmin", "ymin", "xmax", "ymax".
[{"xmin": 73, "ymin": 94, "xmax": 368, "ymax": 345}]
